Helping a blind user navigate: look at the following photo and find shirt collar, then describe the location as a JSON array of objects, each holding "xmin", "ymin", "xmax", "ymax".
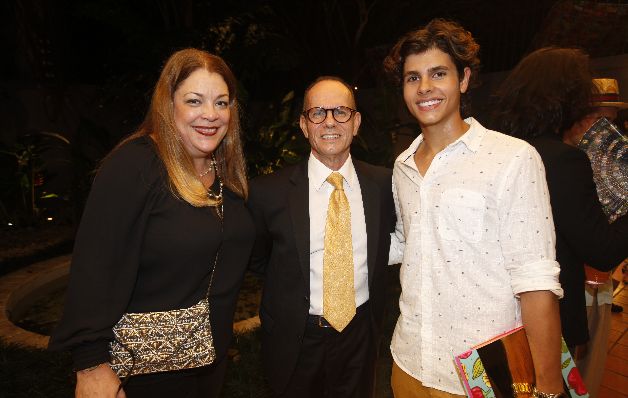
[
  {"xmin": 395, "ymin": 117, "xmax": 486, "ymax": 167},
  {"xmin": 456, "ymin": 117, "xmax": 484, "ymax": 153},
  {"xmin": 308, "ymin": 153, "xmax": 357, "ymax": 192}
]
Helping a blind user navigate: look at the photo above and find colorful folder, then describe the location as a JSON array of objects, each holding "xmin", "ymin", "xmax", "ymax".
[{"xmin": 454, "ymin": 326, "xmax": 588, "ymax": 398}]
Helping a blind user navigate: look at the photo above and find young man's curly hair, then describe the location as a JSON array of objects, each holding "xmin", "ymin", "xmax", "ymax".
[{"xmin": 383, "ymin": 19, "xmax": 480, "ymax": 87}]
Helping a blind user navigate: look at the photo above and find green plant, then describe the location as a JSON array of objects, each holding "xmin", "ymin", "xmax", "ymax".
[
  {"xmin": 245, "ymin": 91, "xmax": 310, "ymax": 178},
  {"xmin": 0, "ymin": 132, "xmax": 69, "ymax": 227},
  {"xmin": 0, "ymin": 118, "xmax": 112, "ymax": 228}
]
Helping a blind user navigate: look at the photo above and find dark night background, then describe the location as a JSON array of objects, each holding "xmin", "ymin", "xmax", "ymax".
[
  {"xmin": 0, "ymin": 0, "xmax": 627, "ymax": 226},
  {"xmin": 0, "ymin": 2, "xmax": 627, "ymax": 397}
]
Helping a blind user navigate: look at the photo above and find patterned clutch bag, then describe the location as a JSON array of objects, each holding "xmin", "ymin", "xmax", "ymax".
[
  {"xmin": 109, "ymin": 297, "xmax": 216, "ymax": 378},
  {"xmin": 454, "ymin": 327, "xmax": 588, "ymax": 398}
]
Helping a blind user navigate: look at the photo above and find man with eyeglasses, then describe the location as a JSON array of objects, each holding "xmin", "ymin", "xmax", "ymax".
[{"xmin": 248, "ymin": 76, "xmax": 395, "ymax": 397}]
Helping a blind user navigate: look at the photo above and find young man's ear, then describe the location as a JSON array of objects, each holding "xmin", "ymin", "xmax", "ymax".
[{"xmin": 460, "ymin": 67, "xmax": 471, "ymax": 94}]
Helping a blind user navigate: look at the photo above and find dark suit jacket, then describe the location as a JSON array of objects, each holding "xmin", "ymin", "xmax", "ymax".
[
  {"xmin": 247, "ymin": 158, "xmax": 395, "ymax": 393},
  {"xmin": 529, "ymin": 134, "xmax": 628, "ymax": 347}
]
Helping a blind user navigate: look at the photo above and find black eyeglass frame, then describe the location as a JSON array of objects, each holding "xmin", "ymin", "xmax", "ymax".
[{"xmin": 302, "ymin": 106, "xmax": 358, "ymax": 124}]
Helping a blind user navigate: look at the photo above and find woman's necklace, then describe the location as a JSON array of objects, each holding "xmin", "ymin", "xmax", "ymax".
[
  {"xmin": 208, "ymin": 177, "xmax": 224, "ymax": 221},
  {"xmin": 198, "ymin": 156, "xmax": 217, "ymax": 178}
]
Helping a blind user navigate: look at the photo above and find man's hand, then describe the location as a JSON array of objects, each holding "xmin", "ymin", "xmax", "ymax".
[
  {"xmin": 75, "ymin": 363, "xmax": 125, "ymax": 398},
  {"xmin": 520, "ymin": 290, "xmax": 564, "ymax": 395}
]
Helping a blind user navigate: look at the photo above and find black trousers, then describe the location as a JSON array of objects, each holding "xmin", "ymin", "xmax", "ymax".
[
  {"xmin": 122, "ymin": 354, "xmax": 228, "ymax": 398},
  {"xmin": 276, "ymin": 302, "xmax": 375, "ymax": 398}
]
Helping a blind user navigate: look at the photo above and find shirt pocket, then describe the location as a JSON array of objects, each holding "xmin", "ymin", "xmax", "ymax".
[{"xmin": 437, "ymin": 188, "xmax": 486, "ymax": 243}]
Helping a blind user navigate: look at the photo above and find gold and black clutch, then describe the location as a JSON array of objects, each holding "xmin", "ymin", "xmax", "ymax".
[{"xmin": 109, "ymin": 297, "xmax": 216, "ymax": 378}]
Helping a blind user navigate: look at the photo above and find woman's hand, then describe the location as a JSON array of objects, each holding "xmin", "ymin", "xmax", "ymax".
[{"xmin": 75, "ymin": 363, "xmax": 126, "ymax": 398}]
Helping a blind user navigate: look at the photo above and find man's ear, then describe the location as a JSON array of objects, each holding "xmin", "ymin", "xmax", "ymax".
[
  {"xmin": 460, "ymin": 67, "xmax": 471, "ymax": 94},
  {"xmin": 352, "ymin": 112, "xmax": 362, "ymax": 137},
  {"xmin": 299, "ymin": 114, "xmax": 309, "ymax": 138}
]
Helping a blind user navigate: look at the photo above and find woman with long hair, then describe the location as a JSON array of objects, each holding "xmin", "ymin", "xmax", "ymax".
[{"xmin": 50, "ymin": 48, "xmax": 254, "ymax": 397}]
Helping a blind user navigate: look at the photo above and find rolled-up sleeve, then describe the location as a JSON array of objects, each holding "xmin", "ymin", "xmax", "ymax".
[{"xmin": 498, "ymin": 145, "xmax": 563, "ymax": 297}]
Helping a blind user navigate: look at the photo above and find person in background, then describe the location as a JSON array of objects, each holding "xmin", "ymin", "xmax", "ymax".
[
  {"xmin": 384, "ymin": 20, "xmax": 565, "ymax": 398},
  {"xmin": 248, "ymin": 76, "xmax": 395, "ymax": 398},
  {"xmin": 49, "ymin": 48, "xmax": 254, "ymax": 398},
  {"xmin": 492, "ymin": 49, "xmax": 628, "ymax": 398},
  {"xmin": 566, "ymin": 77, "xmax": 627, "ymax": 397},
  {"xmin": 563, "ymin": 78, "xmax": 625, "ymax": 147}
]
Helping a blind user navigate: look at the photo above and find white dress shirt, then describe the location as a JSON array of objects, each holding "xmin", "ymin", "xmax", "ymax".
[
  {"xmin": 389, "ymin": 118, "xmax": 563, "ymax": 394},
  {"xmin": 308, "ymin": 154, "xmax": 369, "ymax": 315}
]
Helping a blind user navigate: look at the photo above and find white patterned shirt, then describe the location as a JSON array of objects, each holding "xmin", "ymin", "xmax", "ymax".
[{"xmin": 389, "ymin": 118, "xmax": 563, "ymax": 394}]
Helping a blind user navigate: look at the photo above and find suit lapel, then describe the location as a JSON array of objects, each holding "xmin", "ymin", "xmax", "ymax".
[
  {"xmin": 355, "ymin": 161, "xmax": 380, "ymax": 290},
  {"xmin": 288, "ymin": 161, "xmax": 311, "ymax": 295}
]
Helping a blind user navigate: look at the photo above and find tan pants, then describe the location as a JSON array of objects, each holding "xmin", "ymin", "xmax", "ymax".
[{"xmin": 391, "ymin": 361, "xmax": 466, "ymax": 398}]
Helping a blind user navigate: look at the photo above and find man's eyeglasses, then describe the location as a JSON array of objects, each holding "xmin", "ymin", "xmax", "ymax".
[{"xmin": 302, "ymin": 106, "xmax": 357, "ymax": 124}]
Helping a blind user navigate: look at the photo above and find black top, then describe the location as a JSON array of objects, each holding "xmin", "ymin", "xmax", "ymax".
[
  {"xmin": 529, "ymin": 134, "xmax": 628, "ymax": 346},
  {"xmin": 49, "ymin": 136, "xmax": 255, "ymax": 370}
]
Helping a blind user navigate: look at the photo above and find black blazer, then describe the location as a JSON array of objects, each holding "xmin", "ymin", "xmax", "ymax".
[
  {"xmin": 529, "ymin": 135, "xmax": 628, "ymax": 347},
  {"xmin": 247, "ymin": 159, "xmax": 395, "ymax": 392}
]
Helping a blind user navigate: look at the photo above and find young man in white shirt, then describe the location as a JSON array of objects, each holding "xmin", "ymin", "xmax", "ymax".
[{"xmin": 383, "ymin": 19, "xmax": 566, "ymax": 398}]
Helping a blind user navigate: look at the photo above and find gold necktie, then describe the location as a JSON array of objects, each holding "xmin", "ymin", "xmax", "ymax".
[{"xmin": 323, "ymin": 172, "xmax": 356, "ymax": 332}]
